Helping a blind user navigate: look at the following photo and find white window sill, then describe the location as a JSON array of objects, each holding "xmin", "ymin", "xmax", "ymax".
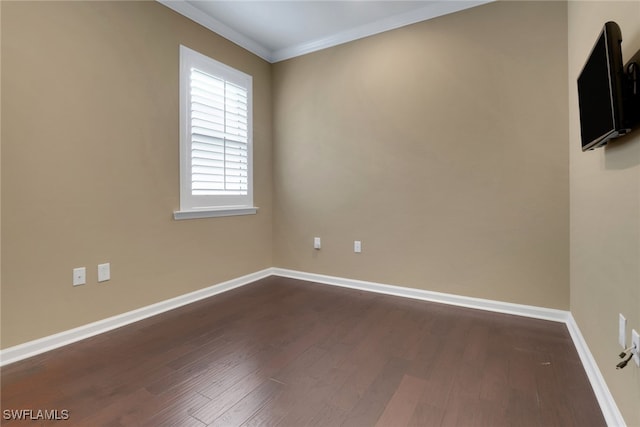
[{"xmin": 173, "ymin": 207, "xmax": 258, "ymax": 220}]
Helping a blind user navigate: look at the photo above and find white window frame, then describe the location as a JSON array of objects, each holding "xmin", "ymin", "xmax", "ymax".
[{"xmin": 174, "ymin": 45, "xmax": 257, "ymax": 220}]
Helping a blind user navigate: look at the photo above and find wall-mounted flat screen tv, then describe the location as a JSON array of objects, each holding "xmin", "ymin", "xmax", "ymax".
[{"xmin": 577, "ymin": 21, "xmax": 628, "ymax": 151}]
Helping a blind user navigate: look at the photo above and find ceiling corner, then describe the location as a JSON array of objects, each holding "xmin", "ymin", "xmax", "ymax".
[{"xmin": 157, "ymin": 0, "xmax": 275, "ymax": 63}]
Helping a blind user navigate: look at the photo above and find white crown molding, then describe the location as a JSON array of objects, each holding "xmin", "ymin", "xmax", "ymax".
[
  {"xmin": 157, "ymin": 0, "xmax": 493, "ymax": 64},
  {"xmin": 271, "ymin": 1, "xmax": 493, "ymax": 62},
  {"xmin": 0, "ymin": 268, "xmax": 273, "ymax": 367},
  {"xmin": 157, "ymin": 0, "xmax": 274, "ymax": 62}
]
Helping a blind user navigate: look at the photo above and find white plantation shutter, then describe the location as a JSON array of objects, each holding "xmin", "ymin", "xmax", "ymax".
[
  {"xmin": 190, "ymin": 69, "xmax": 248, "ymax": 196},
  {"xmin": 178, "ymin": 46, "xmax": 254, "ymax": 217}
]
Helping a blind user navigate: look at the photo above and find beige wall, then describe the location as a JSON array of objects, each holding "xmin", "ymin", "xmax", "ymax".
[
  {"xmin": 1, "ymin": 1, "xmax": 273, "ymax": 348},
  {"xmin": 568, "ymin": 2, "xmax": 640, "ymax": 425},
  {"xmin": 273, "ymin": 1, "xmax": 569, "ymax": 309},
  {"xmin": 0, "ymin": 0, "xmax": 3, "ymax": 341}
]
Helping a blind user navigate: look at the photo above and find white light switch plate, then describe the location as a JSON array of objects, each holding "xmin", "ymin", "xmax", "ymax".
[{"xmin": 98, "ymin": 263, "xmax": 110, "ymax": 282}]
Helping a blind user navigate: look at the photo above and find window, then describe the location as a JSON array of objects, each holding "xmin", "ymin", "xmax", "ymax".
[{"xmin": 174, "ymin": 45, "xmax": 256, "ymax": 220}]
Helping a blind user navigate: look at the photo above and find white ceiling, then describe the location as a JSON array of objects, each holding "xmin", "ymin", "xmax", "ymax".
[{"xmin": 158, "ymin": 0, "xmax": 492, "ymax": 63}]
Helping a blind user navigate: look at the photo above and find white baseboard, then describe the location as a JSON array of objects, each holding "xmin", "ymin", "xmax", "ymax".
[
  {"xmin": 0, "ymin": 268, "xmax": 273, "ymax": 367},
  {"xmin": 565, "ymin": 314, "xmax": 626, "ymax": 427},
  {"xmin": 271, "ymin": 268, "xmax": 624, "ymax": 427},
  {"xmin": 0, "ymin": 267, "xmax": 623, "ymax": 426},
  {"xmin": 272, "ymin": 268, "xmax": 569, "ymax": 322}
]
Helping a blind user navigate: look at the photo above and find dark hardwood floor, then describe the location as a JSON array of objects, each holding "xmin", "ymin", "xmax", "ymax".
[{"xmin": 1, "ymin": 276, "xmax": 605, "ymax": 426}]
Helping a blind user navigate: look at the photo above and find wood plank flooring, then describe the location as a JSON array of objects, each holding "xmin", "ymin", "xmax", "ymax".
[{"xmin": 1, "ymin": 276, "xmax": 606, "ymax": 426}]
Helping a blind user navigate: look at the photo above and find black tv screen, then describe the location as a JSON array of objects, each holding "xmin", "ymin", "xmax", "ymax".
[{"xmin": 577, "ymin": 22, "xmax": 627, "ymax": 151}]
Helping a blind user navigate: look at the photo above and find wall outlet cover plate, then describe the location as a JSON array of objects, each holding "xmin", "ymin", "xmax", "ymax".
[
  {"xmin": 619, "ymin": 314, "xmax": 627, "ymax": 348},
  {"xmin": 632, "ymin": 329, "xmax": 640, "ymax": 367},
  {"xmin": 73, "ymin": 267, "xmax": 86, "ymax": 286}
]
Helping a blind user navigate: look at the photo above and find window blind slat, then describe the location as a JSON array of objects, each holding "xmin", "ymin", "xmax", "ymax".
[
  {"xmin": 191, "ymin": 94, "xmax": 225, "ymax": 111},
  {"xmin": 192, "ymin": 103, "xmax": 225, "ymax": 120},
  {"xmin": 192, "ymin": 134, "xmax": 225, "ymax": 146}
]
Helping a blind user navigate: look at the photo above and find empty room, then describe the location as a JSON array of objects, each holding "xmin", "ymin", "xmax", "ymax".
[{"xmin": 1, "ymin": 0, "xmax": 639, "ymax": 426}]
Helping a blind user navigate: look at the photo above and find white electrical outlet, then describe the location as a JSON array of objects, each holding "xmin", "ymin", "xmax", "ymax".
[
  {"xmin": 314, "ymin": 237, "xmax": 321, "ymax": 250},
  {"xmin": 632, "ymin": 329, "xmax": 640, "ymax": 367},
  {"xmin": 98, "ymin": 263, "xmax": 111, "ymax": 282},
  {"xmin": 73, "ymin": 267, "xmax": 86, "ymax": 286},
  {"xmin": 354, "ymin": 240, "xmax": 362, "ymax": 253},
  {"xmin": 619, "ymin": 314, "xmax": 627, "ymax": 348}
]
